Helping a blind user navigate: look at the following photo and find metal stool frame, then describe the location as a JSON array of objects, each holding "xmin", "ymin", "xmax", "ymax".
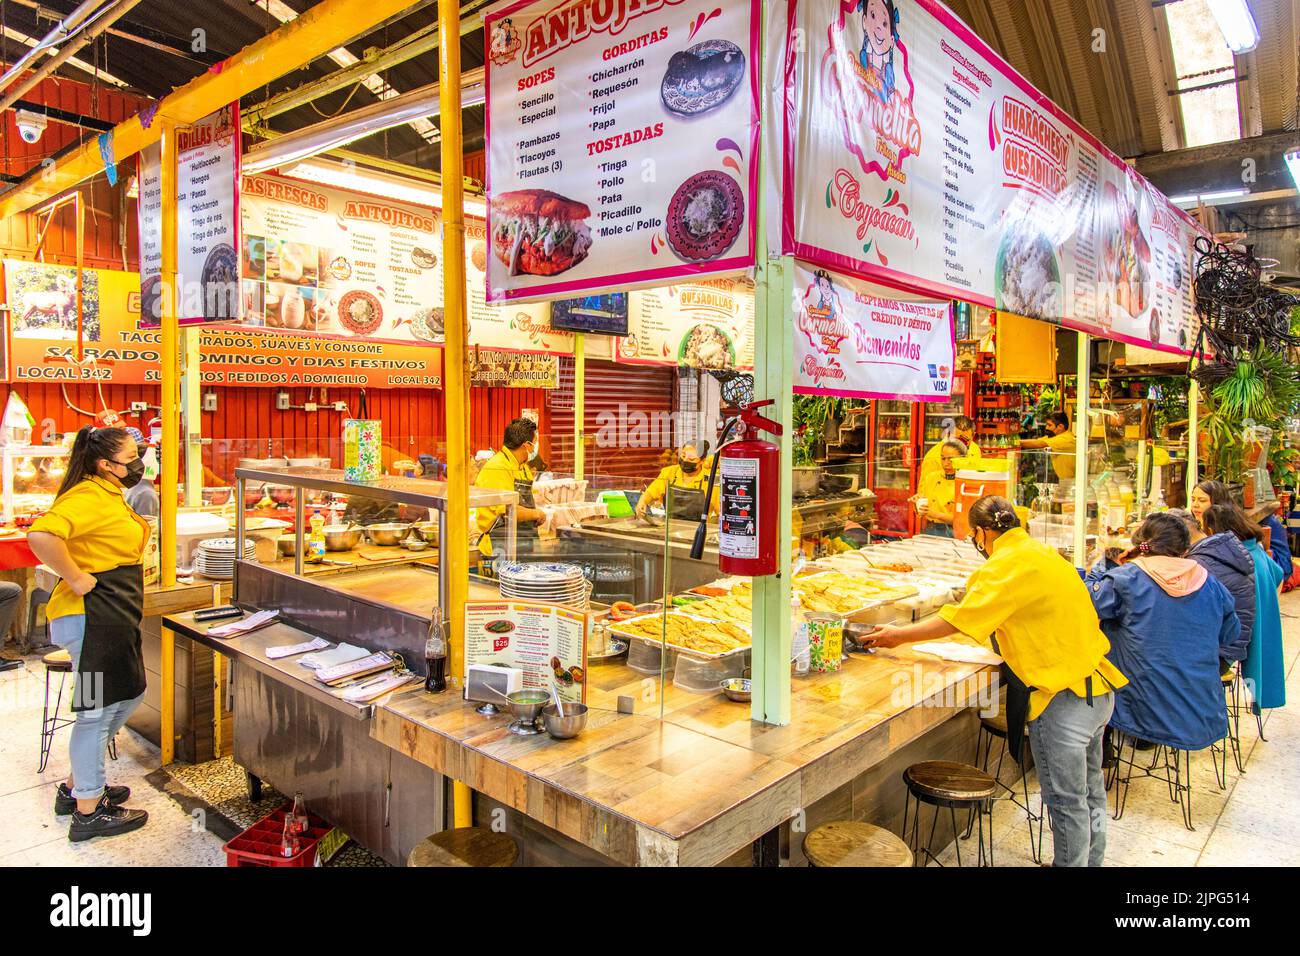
[
  {"xmin": 39, "ymin": 663, "xmax": 118, "ymax": 773},
  {"xmin": 975, "ymin": 717, "xmax": 1045, "ymax": 864},
  {"xmin": 1106, "ymin": 731, "xmax": 1194, "ymax": 831},
  {"xmin": 903, "ymin": 783, "xmax": 995, "ymax": 868}
]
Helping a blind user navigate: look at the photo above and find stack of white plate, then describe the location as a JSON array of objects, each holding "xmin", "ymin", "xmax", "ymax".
[
  {"xmin": 498, "ymin": 562, "xmax": 588, "ymax": 608},
  {"xmin": 194, "ymin": 537, "xmax": 257, "ymax": 579}
]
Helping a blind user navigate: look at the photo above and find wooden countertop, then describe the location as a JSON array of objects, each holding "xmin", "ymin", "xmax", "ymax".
[{"xmin": 372, "ymin": 644, "xmax": 994, "ymax": 866}]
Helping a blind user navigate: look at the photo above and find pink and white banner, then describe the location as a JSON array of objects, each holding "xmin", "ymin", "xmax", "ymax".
[
  {"xmin": 484, "ymin": 0, "xmax": 760, "ymax": 303},
  {"xmin": 792, "ymin": 262, "xmax": 953, "ymax": 401},
  {"xmin": 783, "ymin": 0, "xmax": 1205, "ymax": 355}
]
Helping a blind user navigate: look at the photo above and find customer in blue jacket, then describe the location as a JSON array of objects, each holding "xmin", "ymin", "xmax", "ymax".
[
  {"xmin": 1201, "ymin": 504, "xmax": 1287, "ymax": 714},
  {"xmin": 1192, "ymin": 479, "xmax": 1291, "ymax": 579},
  {"xmin": 1169, "ymin": 508, "xmax": 1255, "ymax": 666},
  {"xmin": 1085, "ymin": 513, "xmax": 1239, "ymax": 752}
]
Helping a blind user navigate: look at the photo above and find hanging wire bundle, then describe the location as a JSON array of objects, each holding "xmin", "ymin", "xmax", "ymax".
[
  {"xmin": 1190, "ymin": 236, "xmax": 1300, "ymax": 387},
  {"xmin": 709, "ymin": 369, "xmax": 755, "ymax": 408}
]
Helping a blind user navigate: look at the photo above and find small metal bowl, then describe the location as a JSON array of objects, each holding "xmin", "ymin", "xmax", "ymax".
[
  {"xmin": 267, "ymin": 485, "xmax": 296, "ymax": 505},
  {"xmin": 720, "ymin": 678, "xmax": 752, "ymax": 702},
  {"xmin": 202, "ymin": 486, "xmax": 233, "ymax": 506},
  {"xmin": 506, "ymin": 690, "xmax": 550, "ymax": 724},
  {"xmin": 365, "ymin": 522, "xmax": 410, "ymax": 546},
  {"xmin": 541, "ymin": 702, "xmax": 588, "ymax": 739},
  {"xmin": 403, "ymin": 538, "xmax": 429, "ymax": 552},
  {"xmin": 410, "ymin": 521, "xmax": 440, "ymax": 542},
  {"xmin": 322, "ymin": 525, "xmax": 363, "ymax": 551},
  {"xmin": 276, "ymin": 535, "xmax": 298, "ymax": 557}
]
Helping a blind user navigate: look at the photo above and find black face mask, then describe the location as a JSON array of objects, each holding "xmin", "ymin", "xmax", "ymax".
[
  {"xmin": 678, "ymin": 459, "xmax": 700, "ymax": 475},
  {"xmin": 114, "ymin": 459, "xmax": 146, "ymax": 488}
]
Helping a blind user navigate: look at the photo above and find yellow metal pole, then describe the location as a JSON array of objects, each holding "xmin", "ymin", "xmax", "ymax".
[
  {"xmin": 438, "ymin": 0, "xmax": 473, "ymax": 831},
  {"xmin": 160, "ymin": 625, "xmax": 175, "ymax": 765},
  {"xmin": 181, "ymin": 329, "xmax": 204, "ymax": 506},
  {"xmin": 573, "ymin": 333, "xmax": 586, "ymax": 480},
  {"xmin": 160, "ymin": 120, "xmax": 179, "ymax": 589}
]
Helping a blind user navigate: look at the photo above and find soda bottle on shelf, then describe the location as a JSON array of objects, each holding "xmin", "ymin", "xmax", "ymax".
[
  {"xmin": 425, "ymin": 620, "xmax": 448, "ymax": 693},
  {"xmin": 290, "ymin": 791, "xmax": 309, "ymax": 835},
  {"xmin": 280, "ymin": 814, "xmax": 300, "ymax": 858}
]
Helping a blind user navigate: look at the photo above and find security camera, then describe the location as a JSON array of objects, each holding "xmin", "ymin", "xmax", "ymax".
[{"xmin": 15, "ymin": 109, "xmax": 47, "ymax": 144}]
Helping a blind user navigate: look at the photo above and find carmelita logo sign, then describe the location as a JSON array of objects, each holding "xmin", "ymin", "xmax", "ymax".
[{"xmin": 50, "ymin": 886, "xmax": 152, "ymax": 936}]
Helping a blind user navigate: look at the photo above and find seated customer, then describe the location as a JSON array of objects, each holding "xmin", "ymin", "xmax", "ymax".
[
  {"xmin": 1201, "ymin": 503, "xmax": 1286, "ymax": 715},
  {"xmin": 1085, "ymin": 513, "xmax": 1239, "ymax": 752},
  {"xmin": 1168, "ymin": 508, "xmax": 1255, "ymax": 668}
]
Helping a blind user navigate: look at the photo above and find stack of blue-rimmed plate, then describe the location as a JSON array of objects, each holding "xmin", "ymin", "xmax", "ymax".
[
  {"xmin": 497, "ymin": 562, "xmax": 588, "ymax": 608},
  {"xmin": 194, "ymin": 537, "xmax": 257, "ymax": 579}
]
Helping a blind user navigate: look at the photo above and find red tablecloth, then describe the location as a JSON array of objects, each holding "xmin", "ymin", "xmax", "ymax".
[{"xmin": 0, "ymin": 535, "xmax": 39, "ymax": 570}]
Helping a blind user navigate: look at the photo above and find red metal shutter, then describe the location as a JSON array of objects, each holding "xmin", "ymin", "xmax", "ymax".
[{"xmin": 549, "ymin": 357, "xmax": 677, "ymax": 479}]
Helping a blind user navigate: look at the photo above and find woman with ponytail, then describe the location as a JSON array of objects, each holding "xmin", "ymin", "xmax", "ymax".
[
  {"xmin": 866, "ymin": 495, "xmax": 1127, "ymax": 866},
  {"xmin": 28, "ymin": 426, "xmax": 151, "ymax": 842}
]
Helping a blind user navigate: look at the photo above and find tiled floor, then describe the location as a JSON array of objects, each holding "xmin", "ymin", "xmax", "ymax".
[{"xmin": 1, "ymin": 592, "xmax": 1297, "ymax": 867}]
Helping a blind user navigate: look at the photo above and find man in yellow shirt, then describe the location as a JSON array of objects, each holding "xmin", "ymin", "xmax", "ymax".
[
  {"xmin": 635, "ymin": 443, "xmax": 719, "ymax": 518},
  {"xmin": 1019, "ymin": 411, "xmax": 1075, "ymax": 482},
  {"xmin": 918, "ymin": 416, "xmax": 980, "ymax": 485},
  {"xmin": 867, "ymin": 495, "xmax": 1126, "ymax": 867},
  {"xmin": 474, "ymin": 417, "xmax": 547, "ymax": 559}
]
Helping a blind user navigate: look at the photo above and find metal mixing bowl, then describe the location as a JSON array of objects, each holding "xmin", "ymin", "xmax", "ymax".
[
  {"xmin": 720, "ymin": 678, "xmax": 752, "ymax": 702},
  {"xmin": 410, "ymin": 521, "xmax": 440, "ymax": 542},
  {"xmin": 276, "ymin": 535, "xmax": 298, "ymax": 557},
  {"xmin": 322, "ymin": 525, "xmax": 363, "ymax": 551},
  {"xmin": 541, "ymin": 702, "xmax": 588, "ymax": 739},
  {"xmin": 506, "ymin": 690, "xmax": 550, "ymax": 725},
  {"xmin": 365, "ymin": 523, "xmax": 410, "ymax": 546}
]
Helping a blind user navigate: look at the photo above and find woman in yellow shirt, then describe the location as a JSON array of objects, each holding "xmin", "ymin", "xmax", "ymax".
[
  {"xmin": 28, "ymin": 426, "xmax": 151, "ymax": 842},
  {"xmin": 913, "ymin": 438, "xmax": 965, "ymax": 536},
  {"xmin": 867, "ymin": 495, "xmax": 1127, "ymax": 867}
]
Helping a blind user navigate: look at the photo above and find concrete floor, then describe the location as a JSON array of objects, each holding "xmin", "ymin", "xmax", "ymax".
[{"xmin": 1, "ymin": 591, "xmax": 1297, "ymax": 867}]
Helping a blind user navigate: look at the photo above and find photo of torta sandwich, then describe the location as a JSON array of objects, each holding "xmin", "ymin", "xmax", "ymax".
[{"xmin": 491, "ymin": 189, "xmax": 593, "ymax": 276}]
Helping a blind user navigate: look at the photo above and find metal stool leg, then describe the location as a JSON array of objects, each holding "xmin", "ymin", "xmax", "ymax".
[
  {"xmin": 38, "ymin": 669, "xmax": 68, "ymax": 774},
  {"xmin": 107, "ymin": 734, "xmax": 118, "ymax": 761}
]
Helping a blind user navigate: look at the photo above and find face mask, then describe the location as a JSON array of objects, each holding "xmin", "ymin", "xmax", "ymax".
[
  {"xmin": 527, "ymin": 442, "xmax": 539, "ymax": 462},
  {"xmin": 116, "ymin": 458, "xmax": 146, "ymax": 488},
  {"xmin": 678, "ymin": 459, "xmax": 700, "ymax": 475}
]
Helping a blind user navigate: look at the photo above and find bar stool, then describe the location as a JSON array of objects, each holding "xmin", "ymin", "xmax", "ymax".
[
  {"xmin": 975, "ymin": 713, "xmax": 1045, "ymax": 864},
  {"xmin": 407, "ymin": 827, "xmax": 518, "ymax": 867},
  {"xmin": 902, "ymin": 760, "xmax": 997, "ymax": 867},
  {"xmin": 1107, "ymin": 731, "xmax": 1195, "ymax": 831},
  {"xmin": 803, "ymin": 821, "xmax": 912, "ymax": 867},
  {"xmin": 1211, "ymin": 665, "xmax": 1245, "ymax": 788},
  {"xmin": 39, "ymin": 649, "xmax": 118, "ymax": 773}
]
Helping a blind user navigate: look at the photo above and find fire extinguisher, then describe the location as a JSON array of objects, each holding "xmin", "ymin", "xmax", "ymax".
[{"xmin": 690, "ymin": 398, "xmax": 783, "ymax": 576}]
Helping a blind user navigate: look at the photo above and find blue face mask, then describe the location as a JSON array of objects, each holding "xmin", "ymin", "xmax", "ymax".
[{"xmin": 527, "ymin": 441, "xmax": 539, "ymax": 461}]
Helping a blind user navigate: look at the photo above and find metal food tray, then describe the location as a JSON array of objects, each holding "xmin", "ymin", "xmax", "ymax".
[
  {"xmin": 793, "ymin": 570, "xmax": 919, "ymax": 617},
  {"xmin": 606, "ymin": 610, "xmax": 752, "ymax": 661}
]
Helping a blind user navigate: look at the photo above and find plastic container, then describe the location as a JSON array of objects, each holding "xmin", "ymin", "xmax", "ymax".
[
  {"xmin": 222, "ymin": 803, "xmax": 341, "ymax": 868},
  {"xmin": 673, "ymin": 650, "xmax": 748, "ymax": 693},
  {"xmin": 597, "ymin": 490, "xmax": 635, "ymax": 518},
  {"xmin": 627, "ymin": 636, "xmax": 676, "ymax": 675}
]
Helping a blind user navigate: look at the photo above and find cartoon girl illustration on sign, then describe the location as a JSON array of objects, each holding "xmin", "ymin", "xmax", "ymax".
[
  {"xmin": 814, "ymin": 269, "xmax": 839, "ymax": 323},
  {"xmin": 488, "ymin": 18, "xmax": 522, "ymax": 66},
  {"xmin": 858, "ymin": 0, "xmax": 900, "ymax": 103},
  {"xmin": 800, "ymin": 269, "xmax": 850, "ymax": 355}
]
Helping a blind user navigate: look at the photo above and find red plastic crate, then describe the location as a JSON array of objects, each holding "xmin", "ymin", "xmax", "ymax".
[{"xmin": 223, "ymin": 803, "xmax": 340, "ymax": 868}]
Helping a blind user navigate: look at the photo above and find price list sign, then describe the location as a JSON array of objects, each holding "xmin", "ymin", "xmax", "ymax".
[{"xmin": 485, "ymin": 0, "xmax": 760, "ymax": 302}]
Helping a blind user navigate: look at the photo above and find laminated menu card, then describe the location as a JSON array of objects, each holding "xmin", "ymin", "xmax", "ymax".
[{"xmin": 464, "ymin": 601, "xmax": 587, "ymax": 704}]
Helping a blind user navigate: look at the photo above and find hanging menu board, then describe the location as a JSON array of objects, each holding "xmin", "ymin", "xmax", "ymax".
[
  {"xmin": 136, "ymin": 144, "xmax": 162, "ymax": 324},
  {"xmin": 618, "ymin": 275, "xmax": 755, "ymax": 369},
  {"xmin": 239, "ymin": 175, "xmax": 565, "ymax": 351},
  {"xmin": 791, "ymin": 262, "xmax": 953, "ymax": 401},
  {"xmin": 484, "ymin": 0, "xmax": 760, "ymax": 302},
  {"xmin": 783, "ymin": 0, "xmax": 1204, "ymax": 355},
  {"xmin": 464, "ymin": 601, "xmax": 587, "ymax": 704},
  {"xmin": 177, "ymin": 105, "xmax": 241, "ymax": 323}
]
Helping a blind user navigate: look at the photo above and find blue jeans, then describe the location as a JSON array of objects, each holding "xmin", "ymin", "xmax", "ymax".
[
  {"xmin": 49, "ymin": 615, "xmax": 143, "ymax": 801},
  {"xmin": 1027, "ymin": 688, "xmax": 1114, "ymax": 867}
]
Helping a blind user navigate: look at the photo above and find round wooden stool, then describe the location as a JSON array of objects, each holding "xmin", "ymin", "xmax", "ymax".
[
  {"xmin": 803, "ymin": 821, "xmax": 912, "ymax": 868},
  {"xmin": 39, "ymin": 649, "xmax": 117, "ymax": 773},
  {"xmin": 407, "ymin": 827, "xmax": 519, "ymax": 867},
  {"xmin": 902, "ymin": 760, "xmax": 997, "ymax": 867},
  {"xmin": 975, "ymin": 713, "xmax": 1044, "ymax": 864}
]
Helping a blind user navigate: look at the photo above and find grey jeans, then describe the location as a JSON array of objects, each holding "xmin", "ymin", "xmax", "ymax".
[
  {"xmin": 1027, "ymin": 688, "xmax": 1114, "ymax": 867},
  {"xmin": 49, "ymin": 614, "xmax": 143, "ymax": 801}
]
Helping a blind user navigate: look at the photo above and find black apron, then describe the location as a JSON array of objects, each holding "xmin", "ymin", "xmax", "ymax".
[
  {"xmin": 74, "ymin": 564, "xmax": 146, "ymax": 713},
  {"xmin": 512, "ymin": 477, "xmax": 540, "ymax": 549}
]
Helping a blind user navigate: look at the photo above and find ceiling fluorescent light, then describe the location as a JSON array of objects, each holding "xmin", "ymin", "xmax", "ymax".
[
  {"xmin": 283, "ymin": 160, "xmax": 487, "ymax": 218},
  {"xmin": 1169, "ymin": 188, "xmax": 1249, "ymax": 206},
  {"xmin": 1206, "ymin": 0, "xmax": 1260, "ymax": 54},
  {"xmin": 1285, "ymin": 150, "xmax": 1300, "ymax": 190},
  {"xmin": 241, "ymin": 69, "xmax": 486, "ymax": 176}
]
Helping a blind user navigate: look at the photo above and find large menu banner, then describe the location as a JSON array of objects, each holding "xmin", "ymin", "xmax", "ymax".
[
  {"xmin": 618, "ymin": 275, "xmax": 755, "ymax": 369},
  {"xmin": 4, "ymin": 260, "xmax": 441, "ymax": 388},
  {"xmin": 178, "ymin": 105, "xmax": 241, "ymax": 322},
  {"xmin": 484, "ymin": 0, "xmax": 760, "ymax": 302},
  {"xmin": 784, "ymin": 0, "xmax": 1203, "ymax": 355},
  {"xmin": 239, "ymin": 175, "xmax": 568, "ymax": 353},
  {"xmin": 792, "ymin": 263, "xmax": 953, "ymax": 401}
]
